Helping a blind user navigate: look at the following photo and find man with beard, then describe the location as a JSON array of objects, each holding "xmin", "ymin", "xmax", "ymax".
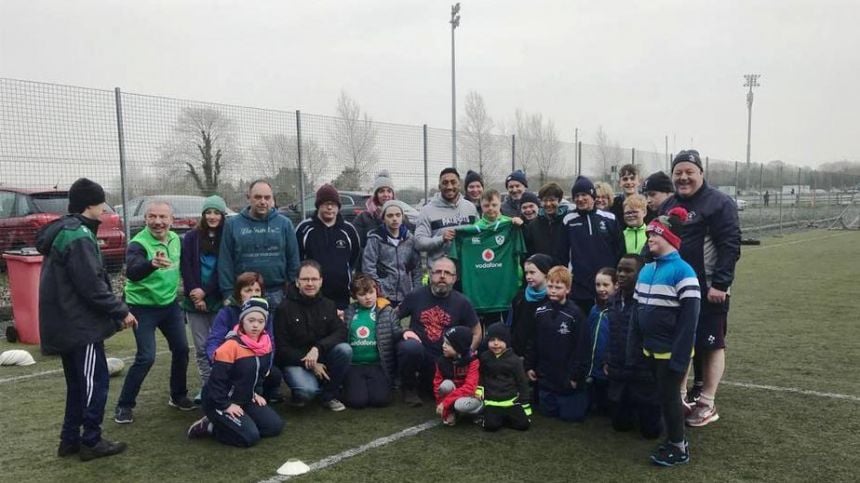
[
  {"xmin": 661, "ymin": 150, "xmax": 740, "ymax": 428},
  {"xmin": 414, "ymin": 168, "xmax": 478, "ymax": 266},
  {"xmin": 396, "ymin": 257, "xmax": 480, "ymax": 406}
]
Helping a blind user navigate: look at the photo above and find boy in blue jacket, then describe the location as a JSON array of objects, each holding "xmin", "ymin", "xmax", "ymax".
[
  {"xmin": 628, "ymin": 207, "xmax": 700, "ymax": 467},
  {"xmin": 525, "ymin": 266, "xmax": 590, "ymax": 422}
]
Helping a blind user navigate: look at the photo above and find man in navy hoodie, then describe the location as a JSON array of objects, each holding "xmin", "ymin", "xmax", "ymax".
[
  {"xmin": 558, "ymin": 176, "xmax": 624, "ymax": 315},
  {"xmin": 218, "ymin": 180, "xmax": 300, "ymax": 309},
  {"xmin": 295, "ymin": 184, "xmax": 361, "ymax": 310},
  {"xmin": 662, "ymin": 150, "xmax": 740, "ymax": 427}
]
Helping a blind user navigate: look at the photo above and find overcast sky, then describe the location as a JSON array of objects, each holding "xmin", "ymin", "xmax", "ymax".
[{"xmin": 2, "ymin": 0, "xmax": 858, "ymax": 168}]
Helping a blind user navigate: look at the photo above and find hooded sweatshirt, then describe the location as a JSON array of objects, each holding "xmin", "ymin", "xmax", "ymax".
[
  {"xmin": 218, "ymin": 207, "xmax": 300, "ymax": 299},
  {"xmin": 414, "ymin": 192, "xmax": 478, "ymax": 263},
  {"xmin": 558, "ymin": 208, "xmax": 624, "ymax": 303},
  {"xmin": 295, "ymin": 213, "xmax": 361, "ymax": 309},
  {"xmin": 36, "ymin": 215, "xmax": 129, "ymax": 355}
]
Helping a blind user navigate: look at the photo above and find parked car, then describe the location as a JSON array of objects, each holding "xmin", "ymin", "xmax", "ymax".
[
  {"xmin": 735, "ymin": 198, "xmax": 747, "ymax": 211},
  {"xmin": 278, "ymin": 191, "xmax": 372, "ymax": 225},
  {"xmin": 0, "ymin": 187, "xmax": 126, "ymax": 269},
  {"xmin": 122, "ymin": 195, "xmax": 235, "ymax": 237}
]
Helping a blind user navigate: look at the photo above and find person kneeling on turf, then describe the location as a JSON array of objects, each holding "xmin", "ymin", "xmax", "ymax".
[
  {"xmin": 434, "ymin": 326, "xmax": 482, "ymax": 426},
  {"xmin": 477, "ymin": 323, "xmax": 532, "ymax": 431},
  {"xmin": 188, "ymin": 298, "xmax": 284, "ymax": 447}
]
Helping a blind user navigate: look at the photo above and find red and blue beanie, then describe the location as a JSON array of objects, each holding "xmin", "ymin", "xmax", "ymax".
[{"xmin": 646, "ymin": 206, "xmax": 688, "ymax": 249}]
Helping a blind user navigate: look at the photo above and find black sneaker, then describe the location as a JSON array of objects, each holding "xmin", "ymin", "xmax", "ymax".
[
  {"xmin": 650, "ymin": 442, "xmax": 690, "ymax": 467},
  {"xmin": 685, "ymin": 385, "xmax": 702, "ymax": 405},
  {"xmin": 57, "ymin": 441, "xmax": 80, "ymax": 458},
  {"xmin": 79, "ymin": 439, "xmax": 127, "ymax": 462},
  {"xmin": 187, "ymin": 416, "xmax": 211, "ymax": 439},
  {"xmin": 168, "ymin": 396, "xmax": 197, "ymax": 411},
  {"xmin": 114, "ymin": 406, "xmax": 134, "ymax": 424}
]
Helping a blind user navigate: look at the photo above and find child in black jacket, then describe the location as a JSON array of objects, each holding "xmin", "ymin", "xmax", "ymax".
[
  {"xmin": 525, "ymin": 267, "xmax": 591, "ymax": 422},
  {"xmin": 477, "ymin": 323, "xmax": 532, "ymax": 431}
]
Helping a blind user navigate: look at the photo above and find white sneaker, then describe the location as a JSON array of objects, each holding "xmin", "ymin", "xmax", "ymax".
[{"xmin": 322, "ymin": 398, "xmax": 346, "ymax": 412}]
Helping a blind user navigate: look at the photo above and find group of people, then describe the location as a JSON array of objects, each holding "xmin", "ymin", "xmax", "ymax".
[{"xmin": 38, "ymin": 148, "xmax": 740, "ymax": 468}]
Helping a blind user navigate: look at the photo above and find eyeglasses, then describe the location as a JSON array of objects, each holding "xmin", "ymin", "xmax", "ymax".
[{"xmin": 431, "ymin": 270, "xmax": 456, "ymax": 277}]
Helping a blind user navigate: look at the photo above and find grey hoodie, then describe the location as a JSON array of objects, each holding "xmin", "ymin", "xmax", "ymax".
[
  {"xmin": 413, "ymin": 193, "xmax": 478, "ymax": 262},
  {"xmin": 362, "ymin": 225, "xmax": 422, "ymax": 304}
]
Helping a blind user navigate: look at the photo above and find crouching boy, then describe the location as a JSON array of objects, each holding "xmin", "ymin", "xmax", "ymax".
[
  {"xmin": 477, "ymin": 323, "xmax": 532, "ymax": 431},
  {"xmin": 434, "ymin": 326, "xmax": 482, "ymax": 425}
]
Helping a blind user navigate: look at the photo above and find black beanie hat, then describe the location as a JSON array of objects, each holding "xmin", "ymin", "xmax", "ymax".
[
  {"xmin": 519, "ymin": 191, "xmax": 541, "ymax": 208},
  {"xmin": 672, "ymin": 150, "xmax": 703, "ymax": 172},
  {"xmin": 505, "ymin": 169, "xmax": 528, "ymax": 188},
  {"xmin": 571, "ymin": 176, "xmax": 596, "ymax": 198},
  {"xmin": 443, "ymin": 326, "xmax": 472, "ymax": 357},
  {"xmin": 525, "ymin": 253, "xmax": 555, "ymax": 275},
  {"xmin": 642, "ymin": 171, "xmax": 674, "ymax": 194},
  {"xmin": 486, "ymin": 322, "xmax": 512, "ymax": 348},
  {"xmin": 464, "ymin": 170, "xmax": 484, "ymax": 188},
  {"xmin": 68, "ymin": 178, "xmax": 106, "ymax": 214}
]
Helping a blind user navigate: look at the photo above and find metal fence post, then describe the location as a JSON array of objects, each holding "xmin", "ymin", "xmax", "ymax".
[
  {"xmin": 511, "ymin": 134, "xmax": 516, "ymax": 172},
  {"xmin": 631, "ymin": 147, "xmax": 635, "ymax": 165},
  {"xmin": 705, "ymin": 156, "xmax": 709, "ymax": 180},
  {"xmin": 423, "ymin": 124, "xmax": 429, "ymax": 205},
  {"xmin": 295, "ymin": 110, "xmax": 305, "ymax": 219},
  {"xmin": 758, "ymin": 163, "xmax": 764, "ymax": 228},
  {"xmin": 577, "ymin": 142, "xmax": 582, "ymax": 176},
  {"xmin": 114, "ymin": 87, "xmax": 130, "ymax": 243},
  {"xmin": 778, "ymin": 164, "xmax": 783, "ymax": 236},
  {"xmin": 734, "ymin": 161, "xmax": 739, "ymax": 200}
]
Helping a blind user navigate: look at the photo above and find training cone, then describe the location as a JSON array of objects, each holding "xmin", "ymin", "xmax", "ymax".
[
  {"xmin": 277, "ymin": 459, "xmax": 310, "ymax": 476},
  {"xmin": 106, "ymin": 358, "xmax": 125, "ymax": 377}
]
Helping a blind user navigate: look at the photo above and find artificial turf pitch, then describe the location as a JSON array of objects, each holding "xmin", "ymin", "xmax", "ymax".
[{"xmin": 0, "ymin": 229, "xmax": 858, "ymax": 482}]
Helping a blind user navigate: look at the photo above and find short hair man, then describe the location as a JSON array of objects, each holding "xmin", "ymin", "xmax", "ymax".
[{"xmin": 414, "ymin": 168, "xmax": 478, "ymax": 265}]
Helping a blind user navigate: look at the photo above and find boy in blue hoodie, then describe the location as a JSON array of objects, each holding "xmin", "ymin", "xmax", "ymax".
[
  {"xmin": 628, "ymin": 207, "xmax": 700, "ymax": 467},
  {"xmin": 525, "ymin": 267, "xmax": 590, "ymax": 422}
]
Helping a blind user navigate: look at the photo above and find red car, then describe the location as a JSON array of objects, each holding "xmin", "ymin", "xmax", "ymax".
[{"xmin": 0, "ymin": 187, "xmax": 126, "ymax": 270}]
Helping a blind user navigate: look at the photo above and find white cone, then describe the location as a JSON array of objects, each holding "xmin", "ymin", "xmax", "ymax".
[
  {"xmin": 106, "ymin": 357, "xmax": 125, "ymax": 376},
  {"xmin": 277, "ymin": 459, "xmax": 310, "ymax": 476}
]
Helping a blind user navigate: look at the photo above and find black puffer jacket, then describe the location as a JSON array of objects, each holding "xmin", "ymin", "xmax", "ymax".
[
  {"xmin": 273, "ymin": 284, "xmax": 346, "ymax": 367},
  {"xmin": 342, "ymin": 299, "xmax": 403, "ymax": 384},
  {"xmin": 35, "ymin": 215, "xmax": 128, "ymax": 355},
  {"xmin": 478, "ymin": 348, "xmax": 531, "ymax": 403}
]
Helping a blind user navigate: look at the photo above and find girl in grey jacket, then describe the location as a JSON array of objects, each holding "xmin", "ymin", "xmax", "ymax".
[{"xmin": 362, "ymin": 200, "xmax": 422, "ymax": 306}]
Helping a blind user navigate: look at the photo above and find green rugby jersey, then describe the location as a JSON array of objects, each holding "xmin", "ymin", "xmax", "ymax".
[{"xmin": 449, "ymin": 216, "xmax": 525, "ymax": 313}]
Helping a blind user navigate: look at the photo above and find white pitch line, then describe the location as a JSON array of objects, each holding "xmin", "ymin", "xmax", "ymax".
[
  {"xmin": 722, "ymin": 380, "xmax": 860, "ymax": 402},
  {"xmin": 259, "ymin": 420, "xmax": 439, "ymax": 483},
  {"xmin": 0, "ymin": 350, "xmax": 170, "ymax": 385}
]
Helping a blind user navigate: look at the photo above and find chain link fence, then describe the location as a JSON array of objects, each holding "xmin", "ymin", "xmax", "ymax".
[{"xmin": 2, "ymin": 77, "xmax": 860, "ymax": 318}]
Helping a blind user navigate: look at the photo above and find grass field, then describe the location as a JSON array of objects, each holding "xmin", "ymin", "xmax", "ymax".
[{"xmin": 1, "ymin": 229, "xmax": 858, "ymax": 482}]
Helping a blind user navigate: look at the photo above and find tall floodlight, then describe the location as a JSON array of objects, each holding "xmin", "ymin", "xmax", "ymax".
[
  {"xmin": 450, "ymin": 3, "xmax": 460, "ymax": 168},
  {"xmin": 744, "ymin": 74, "xmax": 761, "ymax": 191}
]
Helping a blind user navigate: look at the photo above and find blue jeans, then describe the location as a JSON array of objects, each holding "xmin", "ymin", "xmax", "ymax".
[
  {"xmin": 118, "ymin": 303, "xmax": 189, "ymax": 408},
  {"xmin": 282, "ymin": 343, "xmax": 352, "ymax": 403}
]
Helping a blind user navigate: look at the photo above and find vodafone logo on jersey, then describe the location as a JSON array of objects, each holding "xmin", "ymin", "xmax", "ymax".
[
  {"xmin": 476, "ymin": 248, "xmax": 502, "ymax": 269},
  {"xmin": 356, "ymin": 326, "xmax": 371, "ymax": 339},
  {"xmin": 482, "ymin": 249, "xmax": 495, "ymax": 262}
]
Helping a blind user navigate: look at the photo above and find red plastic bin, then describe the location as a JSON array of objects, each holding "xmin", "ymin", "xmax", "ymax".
[{"xmin": 2, "ymin": 250, "xmax": 43, "ymax": 345}]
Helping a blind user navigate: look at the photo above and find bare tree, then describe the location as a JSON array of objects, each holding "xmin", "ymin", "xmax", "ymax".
[
  {"xmin": 594, "ymin": 125, "xmax": 622, "ymax": 181},
  {"xmin": 329, "ymin": 90, "xmax": 378, "ymax": 187},
  {"xmin": 533, "ymin": 118, "xmax": 562, "ymax": 187},
  {"xmin": 459, "ymin": 91, "xmax": 500, "ymax": 180},
  {"xmin": 160, "ymin": 107, "xmax": 239, "ymax": 196},
  {"xmin": 254, "ymin": 134, "xmax": 329, "ymax": 188}
]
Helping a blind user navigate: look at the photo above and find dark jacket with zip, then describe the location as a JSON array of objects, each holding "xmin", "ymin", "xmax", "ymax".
[
  {"xmin": 273, "ymin": 284, "xmax": 346, "ymax": 368},
  {"xmin": 605, "ymin": 291, "xmax": 652, "ymax": 383},
  {"xmin": 478, "ymin": 348, "xmax": 531, "ymax": 404},
  {"xmin": 524, "ymin": 204, "xmax": 569, "ymax": 260},
  {"xmin": 180, "ymin": 228, "xmax": 222, "ymax": 312},
  {"xmin": 558, "ymin": 208, "xmax": 624, "ymax": 302},
  {"xmin": 505, "ymin": 290, "xmax": 546, "ymax": 357},
  {"xmin": 204, "ymin": 333, "xmax": 272, "ymax": 410},
  {"xmin": 524, "ymin": 299, "xmax": 590, "ymax": 394},
  {"xmin": 36, "ymin": 215, "xmax": 129, "ymax": 355},
  {"xmin": 295, "ymin": 213, "xmax": 361, "ymax": 308}
]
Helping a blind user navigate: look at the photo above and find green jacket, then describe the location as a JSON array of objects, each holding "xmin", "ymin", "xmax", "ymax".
[
  {"xmin": 124, "ymin": 229, "xmax": 181, "ymax": 306},
  {"xmin": 623, "ymin": 224, "xmax": 647, "ymax": 255}
]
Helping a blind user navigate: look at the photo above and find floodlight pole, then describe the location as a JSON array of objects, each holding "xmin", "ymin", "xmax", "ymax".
[
  {"xmin": 744, "ymin": 74, "xmax": 760, "ymax": 192},
  {"xmin": 450, "ymin": 3, "xmax": 460, "ymax": 168}
]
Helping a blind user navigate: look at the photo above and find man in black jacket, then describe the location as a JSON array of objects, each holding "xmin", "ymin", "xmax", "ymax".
[
  {"xmin": 295, "ymin": 184, "xmax": 361, "ymax": 310},
  {"xmin": 36, "ymin": 178, "xmax": 137, "ymax": 461},
  {"xmin": 274, "ymin": 260, "xmax": 351, "ymax": 411}
]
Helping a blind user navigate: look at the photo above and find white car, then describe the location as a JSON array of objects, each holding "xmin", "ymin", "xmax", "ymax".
[{"xmin": 735, "ymin": 199, "xmax": 747, "ymax": 211}]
